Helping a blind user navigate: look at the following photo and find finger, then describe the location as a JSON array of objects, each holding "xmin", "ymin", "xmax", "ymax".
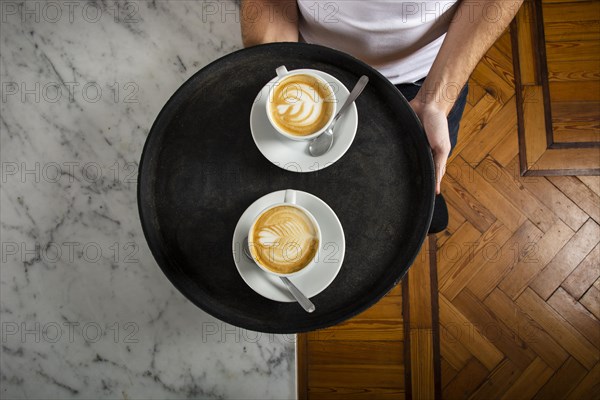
[{"xmin": 433, "ymin": 152, "xmax": 448, "ymax": 195}]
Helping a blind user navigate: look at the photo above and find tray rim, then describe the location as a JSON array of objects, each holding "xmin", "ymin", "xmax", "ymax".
[{"xmin": 137, "ymin": 42, "xmax": 435, "ymax": 333}]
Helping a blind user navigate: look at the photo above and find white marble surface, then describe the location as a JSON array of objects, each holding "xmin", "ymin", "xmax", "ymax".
[{"xmin": 0, "ymin": 1, "xmax": 296, "ymax": 398}]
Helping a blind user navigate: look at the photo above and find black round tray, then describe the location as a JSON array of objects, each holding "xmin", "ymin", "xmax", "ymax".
[{"xmin": 138, "ymin": 43, "xmax": 434, "ymax": 333}]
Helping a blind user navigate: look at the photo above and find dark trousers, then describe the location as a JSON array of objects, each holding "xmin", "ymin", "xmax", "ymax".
[{"xmin": 395, "ymin": 79, "xmax": 469, "ymax": 155}]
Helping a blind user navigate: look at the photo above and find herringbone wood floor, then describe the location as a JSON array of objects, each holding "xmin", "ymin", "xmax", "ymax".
[
  {"xmin": 300, "ymin": 14, "xmax": 600, "ymax": 400},
  {"xmin": 438, "ymin": 17, "xmax": 600, "ymax": 399}
]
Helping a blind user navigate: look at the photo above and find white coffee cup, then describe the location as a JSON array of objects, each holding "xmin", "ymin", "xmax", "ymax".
[
  {"xmin": 265, "ymin": 66, "xmax": 337, "ymax": 141},
  {"xmin": 248, "ymin": 189, "xmax": 321, "ymax": 278}
]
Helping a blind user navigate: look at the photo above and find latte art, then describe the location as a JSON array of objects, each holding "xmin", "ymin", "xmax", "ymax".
[
  {"xmin": 249, "ymin": 205, "xmax": 319, "ymax": 274},
  {"xmin": 269, "ymin": 74, "xmax": 335, "ymax": 136}
]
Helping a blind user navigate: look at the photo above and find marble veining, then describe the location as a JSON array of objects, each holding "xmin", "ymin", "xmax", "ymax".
[{"xmin": 0, "ymin": 1, "xmax": 295, "ymax": 398}]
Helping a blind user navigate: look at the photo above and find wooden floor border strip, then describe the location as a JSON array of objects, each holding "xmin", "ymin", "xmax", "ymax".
[
  {"xmin": 510, "ymin": 17, "xmax": 528, "ymax": 176},
  {"xmin": 429, "ymin": 235, "xmax": 442, "ymax": 399},
  {"xmin": 532, "ymin": 0, "xmax": 554, "ymax": 149},
  {"xmin": 402, "ymin": 276, "xmax": 413, "ymax": 399},
  {"xmin": 403, "ymin": 234, "xmax": 441, "ymax": 399}
]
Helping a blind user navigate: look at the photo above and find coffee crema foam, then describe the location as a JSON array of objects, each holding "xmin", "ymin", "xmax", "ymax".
[
  {"xmin": 269, "ymin": 74, "xmax": 334, "ymax": 136},
  {"xmin": 250, "ymin": 205, "xmax": 319, "ymax": 274}
]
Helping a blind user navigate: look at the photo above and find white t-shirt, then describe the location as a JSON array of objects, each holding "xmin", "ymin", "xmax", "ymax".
[{"xmin": 298, "ymin": 1, "xmax": 458, "ymax": 84}]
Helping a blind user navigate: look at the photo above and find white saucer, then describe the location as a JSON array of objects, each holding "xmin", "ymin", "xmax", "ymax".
[
  {"xmin": 232, "ymin": 190, "xmax": 345, "ymax": 302},
  {"xmin": 250, "ymin": 69, "xmax": 358, "ymax": 173}
]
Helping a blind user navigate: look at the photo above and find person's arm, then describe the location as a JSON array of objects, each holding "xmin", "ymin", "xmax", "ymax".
[
  {"xmin": 240, "ymin": 0, "xmax": 299, "ymax": 47},
  {"xmin": 410, "ymin": 0, "xmax": 524, "ymax": 194}
]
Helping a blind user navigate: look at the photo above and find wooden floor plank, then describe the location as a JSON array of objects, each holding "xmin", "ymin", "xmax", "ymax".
[
  {"xmin": 447, "ymin": 156, "xmax": 527, "ymax": 231},
  {"xmin": 450, "ymin": 94, "xmax": 504, "ymax": 162},
  {"xmin": 547, "ymin": 60, "xmax": 600, "ymax": 82},
  {"xmin": 566, "ymin": 362, "xmax": 600, "ymax": 400},
  {"xmin": 408, "ymin": 238, "xmax": 432, "ymax": 328},
  {"xmin": 508, "ymin": 158, "xmax": 589, "ymax": 232},
  {"xmin": 454, "ymin": 289, "xmax": 536, "ymax": 370},
  {"xmin": 545, "ymin": 21, "xmax": 600, "ymax": 43},
  {"xmin": 551, "ymin": 100, "xmax": 600, "ymax": 143},
  {"xmin": 531, "ymin": 148, "xmax": 600, "ymax": 173},
  {"xmin": 542, "ymin": 1, "xmax": 600, "ymax": 23},
  {"xmin": 476, "ymin": 157, "xmax": 558, "ymax": 232},
  {"xmin": 530, "ymin": 219, "xmax": 600, "ymax": 300},
  {"xmin": 442, "ymin": 358, "xmax": 488, "ymax": 400},
  {"xmin": 578, "ymin": 175, "xmax": 600, "ymax": 197},
  {"xmin": 438, "ymin": 202, "xmax": 466, "ymax": 248},
  {"xmin": 307, "ymin": 320, "xmax": 403, "ymax": 342},
  {"xmin": 484, "ymin": 289, "xmax": 569, "ymax": 370},
  {"xmin": 307, "ymin": 387, "xmax": 404, "ymax": 400},
  {"xmin": 338, "ymin": 294, "xmax": 402, "ymax": 321},
  {"xmin": 440, "ymin": 221, "xmax": 512, "ymax": 300},
  {"xmin": 309, "ymin": 364, "xmax": 404, "ymax": 389},
  {"xmin": 549, "ymin": 176, "xmax": 600, "ymax": 224},
  {"xmin": 494, "ymin": 30, "xmax": 512, "ymax": 60},
  {"xmin": 467, "ymin": 220, "xmax": 544, "ymax": 301},
  {"xmin": 547, "ymin": 288, "xmax": 600, "ymax": 347},
  {"xmin": 553, "ymin": 126, "xmax": 600, "ymax": 143},
  {"xmin": 522, "ymin": 85, "xmax": 548, "ymax": 166},
  {"xmin": 552, "ymin": 101, "xmax": 600, "ymax": 142},
  {"xmin": 440, "ymin": 327, "xmax": 472, "ymax": 372},
  {"xmin": 551, "ymin": 101, "xmax": 600, "ymax": 122},
  {"xmin": 447, "ymin": 201, "xmax": 466, "ymax": 232},
  {"xmin": 470, "ymin": 359, "xmax": 523, "ymax": 400},
  {"xmin": 516, "ymin": 0, "xmax": 537, "ymax": 85},
  {"xmin": 406, "ymin": 237, "xmax": 439, "ymax": 399},
  {"xmin": 439, "ymin": 295, "xmax": 504, "ymax": 370},
  {"xmin": 489, "ymin": 125, "xmax": 519, "ymax": 167},
  {"xmin": 469, "ymin": 358, "xmax": 522, "ymax": 400},
  {"xmin": 480, "ymin": 39, "xmax": 514, "ymax": 83},
  {"xmin": 533, "ymin": 357, "xmax": 588, "ymax": 400},
  {"xmin": 437, "ymin": 221, "xmax": 481, "ymax": 282},
  {"xmin": 308, "ymin": 341, "xmax": 404, "ymax": 366},
  {"xmin": 580, "ymin": 286, "xmax": 600, "ymax": 320},
  {"xmin": 410, "ymin": 329, "xmax": 435, "ymax": 399},
  {"xmin": 562, "ymin": 243, "xmax": 600, "ymax": 300},
  {"xmin": 549, "ymin": 81, "xmax": 600, "ymax": 102},
  {"xmin": 463, "ymin": 101, "xmax": 473, "ymax": 116},
  {"xmin": 546, "ymin": 41, "xmax": 600, "ymax": 62},
  {"xmin": 461, "ymin": 97, "xmax": 518, "ymax": 166},
  {"xmin": 441, "ymin": 358, "xmax": 458, "ymax": 389},
  {"xmin": 499, "ymin": 358, "xmax": 554, "ymax": 400},
  {"xmin": 516, "ymin": 288, "xmax": 599, "ymax": 369},
  {"xmin": 441, "ymin": 177, "xmax": 496, "ymax": 233},
  {"xmin": 467, "ymin": 79, "xmax": 488, "ymax": 106},
  {"xmin": 497, "ymin": 218, "xmax": 572, "ymax": 296},
  {"xmin": 470, "ymin": 62, "xmax": 514, "ymax": 105}
]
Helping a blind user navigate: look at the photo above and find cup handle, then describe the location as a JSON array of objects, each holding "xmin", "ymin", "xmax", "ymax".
[
  {"xmin": 284, "ymin": 189, "xmax": 296, "ymax": 204},
  {"xmin": 276, "ymin": 65, "xmax": 288, "ymax": 77}
]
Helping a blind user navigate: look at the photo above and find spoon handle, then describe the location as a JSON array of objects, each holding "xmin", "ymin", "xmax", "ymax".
[
  {"xmin": 280, "ymin": 277, "xmax": 316, "ymax": 313},
  {"xmin": 243, "ymin": 237, "xmax": 316, "ymax": 313},
  {"xmin": 333, "ymin": 75, "xmax": 369, "ymax": 124}
]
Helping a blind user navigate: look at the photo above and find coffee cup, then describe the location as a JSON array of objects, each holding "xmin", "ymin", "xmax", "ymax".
[
  {"xmin": 265, "ymin": 66, "xmax": 337, "ymax": 141},
  {"xmin": 248, "ymin": 189, "xmax": 321, "ymax": 277}
]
